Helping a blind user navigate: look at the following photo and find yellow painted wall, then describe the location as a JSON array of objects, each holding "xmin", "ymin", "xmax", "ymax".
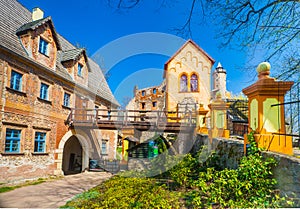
[
  {"xmin": 216, "ymin": 110, "xmax": 224, "ymax": 129},
  {"xmin": 166, "ymin": 42, "xmax": 213, "ymax": 112},
  {"xmin": 263, "ymin": 98, "xmax": 280, "ymax": 133},
  {"xmin": 250, "ymin": 99, "xmax": 258, "ymax": 131},
  {"xmin": 123, "ymin": 140, "xmax": 129, "ymax": 161}
]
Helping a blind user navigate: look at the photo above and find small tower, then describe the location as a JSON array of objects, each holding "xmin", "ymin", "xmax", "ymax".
[{"xmin": 212, "ymin": 62, "xmax": 227, "ymax": 100}]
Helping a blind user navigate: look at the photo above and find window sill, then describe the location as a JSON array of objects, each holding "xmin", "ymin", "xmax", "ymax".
[
  {"xmin": 39, "ymin": 52, "xmax": 50, "ymax": 58},
  {"xmin": 62, "ymin": 105, "xmax": 71, "ymax": 110},
  {"xmin": 1, "ymin": 152, "xmax": 24, "ymax": 156},
  {"xmin": 6, "ymin": 87, "xmax": 27, "ymax": 97},
  {"xmin": 32, "ymin": 152, "xmax": 49, "ymax": 155},
  {"xmin": 37, "ymin": 97, "xmax": 52, "ymax": 105},
  {"xmin": 77, "ymin": 74, "xmax": 84, "ymax": 78}
]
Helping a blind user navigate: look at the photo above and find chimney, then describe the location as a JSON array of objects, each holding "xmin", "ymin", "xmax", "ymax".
[{"xmin": 32, "ymin": 7, "xmax": 44, "ymax": 21}]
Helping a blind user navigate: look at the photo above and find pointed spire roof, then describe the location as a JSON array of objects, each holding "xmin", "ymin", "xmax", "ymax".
[{"xmin": 215, "ymin": 62, "xmax": 226, "ymax": 73}]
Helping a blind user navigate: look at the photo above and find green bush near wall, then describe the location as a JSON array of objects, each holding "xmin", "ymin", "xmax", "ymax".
[
  {"xmin": 62, "ymin": 132, "xmax": 294, "ymax": 208},
  {"xmin": 62, "ymin": 176, "xmax": 182, "ymax": 209}
]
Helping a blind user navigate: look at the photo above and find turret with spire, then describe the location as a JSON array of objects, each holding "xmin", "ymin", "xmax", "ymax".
[
  {"xmin": 212, "ymin": 62, "xmax": 227, "ymax": 100},
  {"xmin": 215, "ymin": 62, "xmax": 226, "ymax": 74}
]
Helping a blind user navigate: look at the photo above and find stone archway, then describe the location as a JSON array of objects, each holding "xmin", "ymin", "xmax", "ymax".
[
  {"xmin": 55, "ymin": 130, "xmax": 91, "ymax": 175},
  {"xmin": 62, "ymin": 136, "xmax": 82, "ymax": 175}
]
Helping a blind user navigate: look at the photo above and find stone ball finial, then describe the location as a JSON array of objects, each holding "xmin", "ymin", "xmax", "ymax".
[{"xmin": 257, "ymin": 62, "xmax": 271, "ymax": 79}]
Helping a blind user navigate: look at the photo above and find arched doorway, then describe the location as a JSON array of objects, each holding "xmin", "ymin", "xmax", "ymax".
[
  {"xmin": 55, "ymin": 130, "xmax": 91, "ymax": 176},
  {"xmin": 62, "ymin": 136, "xmax": 82, "ymax": 175}
]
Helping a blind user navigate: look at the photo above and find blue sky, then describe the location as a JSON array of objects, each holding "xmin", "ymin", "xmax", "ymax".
[{"xmin": 18, "ymin": 0, "xmax": 253, "ymax": 104}]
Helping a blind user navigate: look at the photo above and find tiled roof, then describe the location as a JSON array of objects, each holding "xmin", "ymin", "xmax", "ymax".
[
  {"xmin": 88, "ymin": 58, "xmax": 119, "ymax": 105},
  {"xmin": 57, "ymin": 33, "xmax": 76, "ymax": 51},
  {"xmin": 16, "ymin": 16, "xmax": 48, "ymax": 34},
  {"xmin": 0, "ymin": 0, "xmax": 31, "ymax": 57},
  {"xmin": 61, "ymin": 48, "xmax": 86, "ymax": 62},
  {"xmin": 0, "ymin": 0, "xmax": 119, "ymax": 106}
]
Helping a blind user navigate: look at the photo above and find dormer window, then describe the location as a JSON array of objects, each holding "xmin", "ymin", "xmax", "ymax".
[
  {"xmin": 78, "ymin": 63, "xmax": 83, "ymax": 77},
  {"xmin": 16, "ymin": 16, "xmax": 61, "ymax": 69},
  {"xmin": 39, "ymin": 37, "xmax": 49, "ymax": 56}
]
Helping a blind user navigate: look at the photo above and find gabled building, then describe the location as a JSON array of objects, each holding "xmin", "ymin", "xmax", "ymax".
[
  {"xmin": 125, "ymin": 39, "xmax": 249, "ymax": 140},
  {"xmin": 164, "ymin": 39, "xmax": 215, "ymax": 113},
  {"xmin": 126, "ymin": 40, "xmax": 215, "ymax": 133},
  {"xmin": 0, "ymin": 0, "xmax": 119, "ymax": 182}
]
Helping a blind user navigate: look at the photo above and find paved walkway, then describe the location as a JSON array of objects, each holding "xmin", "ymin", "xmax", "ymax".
[{"xmin": 0, "ymin": 171, "xmax": 112, "ymax": 208}]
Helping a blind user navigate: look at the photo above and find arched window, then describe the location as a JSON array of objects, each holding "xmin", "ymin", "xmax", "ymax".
[
  {"xmin": 190, "ymin": 74, "xmax": 198, "ymax": 92},
  {"xmin": 180, "ymin": 74, "xmax": 188, "ymax": 92}
]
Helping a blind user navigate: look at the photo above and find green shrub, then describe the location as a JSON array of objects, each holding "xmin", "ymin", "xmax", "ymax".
[
  {"xmin": 185, "ymin": 132, "xmax": 294, "ymax": 208},
  {"xmin": 62, "ymin": 132, "xmax": 294, "ymax": 208},
  {"xmin": 187, "ymin": 155, "xmax": 282, "ymax": 208},
  {"xmin": 62, "ymin": 176, "xmax": 182, "ymax": 209},
  {"xmin": 0, "ymin": 186, "xmax": 16, "ymax": 193},
  {"xmin": 168, "ymin": 153, "xmax": 199, "ymax": 188}
]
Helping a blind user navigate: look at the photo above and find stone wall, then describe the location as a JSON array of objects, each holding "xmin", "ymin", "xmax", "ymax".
[
  {"xmin": 263, "ymin": 152, "xmax": 300, "ymax": 204},
  {"xmin": 196, "ymin": 135, "xmax": 300, "ymax": 205},
  {"xmin": 127, "ymin": 158, "xmax": 150, "ymax": 171},
  {"xmin": 210, "ymin": 137, "xmax": 244, "ymax": 170},
  {"xmin": 192, "ymin": 135, "xmax": 244, "ymax": 169},
  {"xmin": 0, "ymin": 153, "xmax": 56, "ymax": 183}
]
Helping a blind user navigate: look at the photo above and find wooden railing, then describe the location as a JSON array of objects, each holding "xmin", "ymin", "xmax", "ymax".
[{"xmin": 66, "ymin": 108, "xmax": 197, "ymax": 132}]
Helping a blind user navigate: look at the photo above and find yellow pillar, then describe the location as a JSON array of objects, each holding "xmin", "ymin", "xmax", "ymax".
[
  {"xmin": 197, "ymin": 104, "xmax": 209, "ymax": 134},
  {"xmin": 121, "ymin": 129, "xmax": 135, "ymax": 161},
  {"xmin": 242, "ymin": 62, "xmax": 294, "ymax": 155},
  {"xmin": 208, "ymin": 92, "xmax": 230, "ymax": 139}
]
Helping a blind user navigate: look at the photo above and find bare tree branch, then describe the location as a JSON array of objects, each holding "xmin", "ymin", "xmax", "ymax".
[
  {"xmin": 105, "ymin": 0, "xmax": 300, "ymax": 81},
  {"xmin": 172, "ymin": 0, "xmax": 196, "ymax": 38}
]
